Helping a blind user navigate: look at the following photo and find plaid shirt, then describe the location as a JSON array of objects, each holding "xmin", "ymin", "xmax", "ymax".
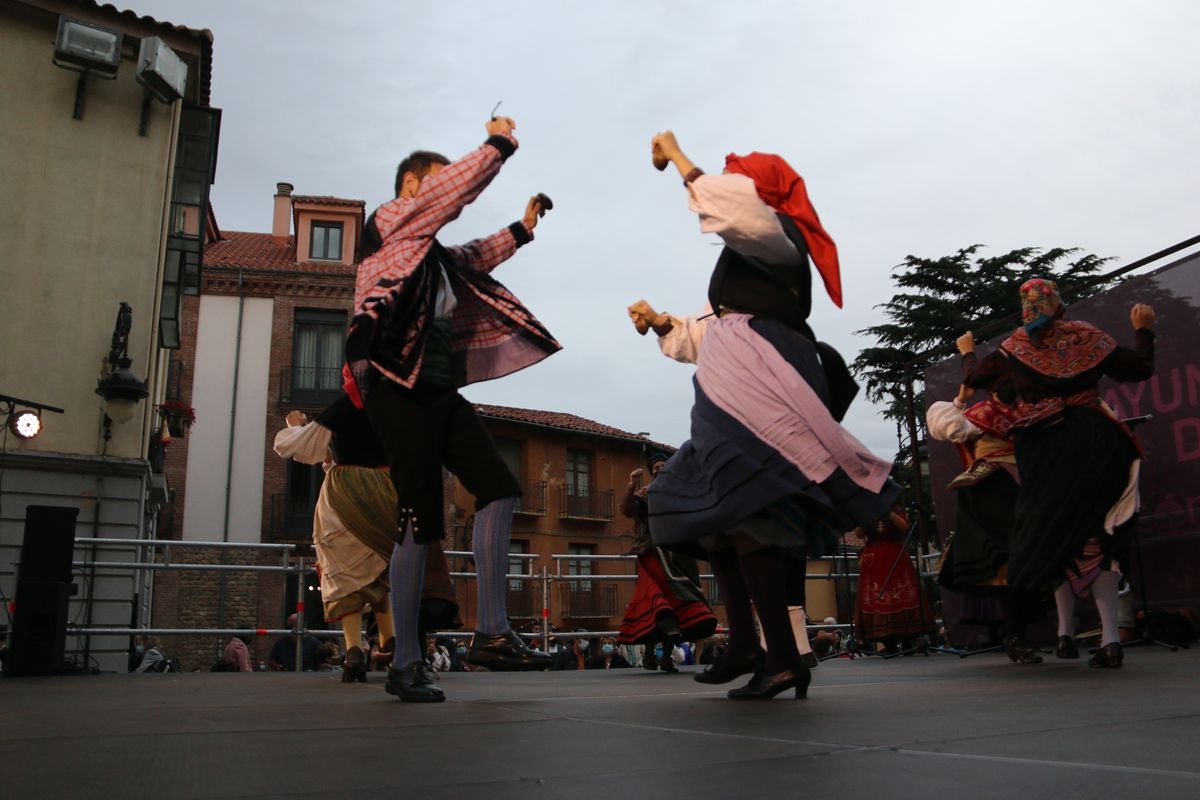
[{"xmin": 348, "ymin": 135, "xmax": 560, "ymax": 394}]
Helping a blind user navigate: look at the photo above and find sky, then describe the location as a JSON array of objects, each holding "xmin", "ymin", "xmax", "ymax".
[{"xmin": 136, "ymin": 0, "xmax": 1200, "ymax": 456}]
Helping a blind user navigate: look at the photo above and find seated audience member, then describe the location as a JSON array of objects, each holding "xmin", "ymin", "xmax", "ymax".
[
  {"xmin": 268, "ymin": 614, "xmax": 322, "ymax": 671},
  {"xmin": 587, "ymin": 637, "xmax": 631, "ymax": 669}
]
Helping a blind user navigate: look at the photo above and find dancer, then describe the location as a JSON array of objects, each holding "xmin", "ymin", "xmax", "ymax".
[
  {"xmin": 852, "ymin": 504, "xmax": 934, "ymax": 652},
  {"xmin": 618, "ymin": 453, "xmax": 717, "ymax": 674},
  {"xmin": 927, "ymin": 381, "xmax": 1046, "ymax": 661},
  {"xmin": 962, "ymin": 280, "xmax": 1155, "ymax": 668},
  {"xmin": 273, "ymin": 396, "xmax": 461, "ymax": 682},
  {"xmin": 346, "ymin": 115, "xmax": 561, "ymax": 702},
  {"xmin": 631, "ymin": 131, "xmax": 900, "ymax": 700}
]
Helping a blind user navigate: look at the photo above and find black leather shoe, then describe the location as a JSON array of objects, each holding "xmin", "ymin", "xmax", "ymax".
[
  {"xmin": 659, "ymin": 654, "xmax": 679, "ymax": 674},
  {"xmin": 694, "ymin": 648, "xmax": 764, "ymax": 685},
  {"xmin": 800, "ymin": 652, "xmax": 819, "ymax": 669},
  {"xmin": 1088, "ymin": 642, "xmax": 1123, "ymax": 669},
  {"xmin": 1005, "ymin": 636, "xmax": 1043, "ymax": 664},
  {"xmin": 385, "ymin": 661, "xmax": 445, "ymax": 702},
  {"xmin": 1056, "ymin": 635, "xmax": 1080, "ymax": 659},
  {"xmin": 342, "ymin": 645, "xmax": 367, "ymax": 683},
  {"xmin": 642, "ymin": 652, "xmax": 658, "ymax": 670},
  {"xmin": 727, "ymin": 667, "xmax": 811, "ymax": 700},
  {"xmin": 466, "ymin": 630, "xmax": 553, "ymax": 672}
]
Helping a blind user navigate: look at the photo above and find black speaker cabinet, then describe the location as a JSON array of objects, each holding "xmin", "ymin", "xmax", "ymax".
[{"xmin": 7, "ymin": 505, "xmax": 78, "ymax": 676}]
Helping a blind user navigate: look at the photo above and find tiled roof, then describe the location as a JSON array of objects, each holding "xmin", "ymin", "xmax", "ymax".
[
  {"xmin": 63, "ymin": 2, "xmax": 215, "ymax": 106},
  {"xmin": 204, "ymin": 231, "xmax": 355, "ymax": 274},
  {"xmin": 292, "ymin": 196, "xmax": 366, "ymax": 209},
  {"xmin": 476, "ymin": 404, "xmax": 671, "ymax": 450}
]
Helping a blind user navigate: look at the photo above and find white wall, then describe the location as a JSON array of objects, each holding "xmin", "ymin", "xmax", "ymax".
[{"xmin": 182, "ymin": 295, "xmax": 273, "ymax": 542}]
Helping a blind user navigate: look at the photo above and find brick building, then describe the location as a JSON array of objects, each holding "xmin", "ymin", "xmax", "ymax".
[{"xmin": 155, "ymin": 183, "xmax": 696, "ymax": 668}]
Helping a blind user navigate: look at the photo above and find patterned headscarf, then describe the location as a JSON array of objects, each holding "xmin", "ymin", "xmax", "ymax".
[{"xmin": 1018, "ymin": 278, "xmax": 1063, "ymax": 334}]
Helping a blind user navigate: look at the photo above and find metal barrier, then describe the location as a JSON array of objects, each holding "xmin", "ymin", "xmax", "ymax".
[{"xmin": 58, "ymin": 540, "xmax": 934, "ymax": 672}]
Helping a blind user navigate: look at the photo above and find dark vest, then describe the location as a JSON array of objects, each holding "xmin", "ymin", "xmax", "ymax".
[
  {"xmin": 705, "ymin": 214, "xmax": 858, "ymax": 421},
  {"xmin": 317, "ymin": 394, "xmax": 388, "ymax": 468}
]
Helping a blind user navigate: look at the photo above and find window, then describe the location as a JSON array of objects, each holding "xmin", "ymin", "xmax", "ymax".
[
  {"xmin": 310, "ymin": 221, "xmax": 343, "ymax": 261},
  {"xmin": 494, "ymin": 438, "xmax": 523, "ymax": 483},
  {"xmin": 291, "ymin": 309, "xmax": 345, "ymax": 402},
  {"xmin": 564, "ymin": 449, "xmax": 592, "ymax": 517},
  {"xmin": 508, "ymin": 539, "xmax": 529, "ymax": 592},
  {"xmin": 566, "ymin": 543, "xmax": 595, "ymax": 591},
  {"xmin": 283, "ymin": 461, "xmax": 323, "ymax": 537}
]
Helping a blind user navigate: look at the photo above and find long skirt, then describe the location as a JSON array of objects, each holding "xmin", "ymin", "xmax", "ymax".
[
  {"xmin": 856, "ymin": 535, "xmax": 933, "ymax": 640},
  {"xmin": 617, "ymin": 549, "xmax": 718, "ymax": 645},
  {"xmin": 938, "ymin": 466, "xmax": 1018, "ymax": 590},
  {"xmin": 1008, "ymin": 407, "xmax": 1137, "ymax": 595}
]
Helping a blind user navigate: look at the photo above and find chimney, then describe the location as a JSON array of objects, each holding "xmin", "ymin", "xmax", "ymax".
[{"xmin": 272, "ymin": 182, "xmax": 293, "ymax": 243}]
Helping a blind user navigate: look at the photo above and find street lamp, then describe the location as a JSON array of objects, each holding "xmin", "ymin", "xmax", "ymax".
[{"xmin": 95, "ymin": 302, "xmax": 148, "ymax": 439}]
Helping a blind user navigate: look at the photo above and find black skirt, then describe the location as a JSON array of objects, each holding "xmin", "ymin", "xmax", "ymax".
[
  {"xmin": 1007, "ymin": 407, "xmax": 1137, "ymax": 593},
  {"xmin": 938, "ymin": 467, "xmax": 1018, "ymax": 590}
]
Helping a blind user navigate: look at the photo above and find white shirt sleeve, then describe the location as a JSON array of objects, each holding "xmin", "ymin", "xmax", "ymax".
[
  {"xmin": 687, "ymin": 173, "xmax": 802, "ymax": 265},
  {"xmin": 925, "ymin": 401, "xmax": 982, "ymax": 443},
  {"xmin": 273, "ymin": 422, "xmax": 332, "ymax": 464},
  {"xmin": 657, "ymin": 307, "xmax": 713, "ymax": 365}
]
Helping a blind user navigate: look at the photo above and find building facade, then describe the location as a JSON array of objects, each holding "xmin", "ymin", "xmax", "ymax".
[{"xmin": 0, "ymin": 0, "xmax": 219, "ymax": 672}]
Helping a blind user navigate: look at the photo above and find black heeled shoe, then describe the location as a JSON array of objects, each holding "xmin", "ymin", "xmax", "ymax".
[
  {"xmin": 1056, "ymin": 636, "xmax": 1079, "ymax": 659},
  {"xmin": 342, "ymin": 645, "xmax": 367, "ymax": 683},
  {"xmin": 694, "ymin": 648, "xmax": 764, "ymax": 685},
  {"xmin": 727, "ymin": 666, "xmax": 811, "ymax": 700},
  {"xmin": 466, "ymin": 629, "xmax": 553, "ymax": 671},
  {"xmin": 1088, "ymin": 642, "xmax": 1123, "ymax": 669},
  {"xmin": 384, "ymin": 661, "xmax": 445, "ymax": 702},
  {"xmin": 659, "ymin": 654, "xmax": 679, "ymax": 674},
  {"xmin": 1005, "ymin": 636, "xmax": 1043, "ymax": 664}
]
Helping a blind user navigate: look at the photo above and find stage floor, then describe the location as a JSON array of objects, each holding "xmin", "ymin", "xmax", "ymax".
[{"xmin": 3, "ymin": 645, "xmax": 1198, "ymax": 799}]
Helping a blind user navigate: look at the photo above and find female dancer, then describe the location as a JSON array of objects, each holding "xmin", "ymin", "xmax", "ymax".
[
  {"xmin": 617, "ymin": 453, "xmax": 717, "ymax": 673},
  {"xmin": 853, "ymin": 505, "xmax": 934, "ymax": 652},
  {"xmin": 962, "ymin": 280, "xmax": 1155, "ymax": 667},
  {"xmin": 631, "ymin": 131, "xmax": 900, "ymax": 699}
]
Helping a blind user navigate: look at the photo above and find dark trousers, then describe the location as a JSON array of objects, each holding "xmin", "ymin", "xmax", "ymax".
[{"xmin": 365, "ymin": 379, "xmax": 521, "ymax": 544}]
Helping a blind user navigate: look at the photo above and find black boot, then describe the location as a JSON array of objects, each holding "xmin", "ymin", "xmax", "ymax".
[
  {"xmin": 385, "ymin": 661, "xmax": 444, "ymax": 703},
  {"xmin": 342, "ymin": 645, "xmax": 367, "ymax": 683}
]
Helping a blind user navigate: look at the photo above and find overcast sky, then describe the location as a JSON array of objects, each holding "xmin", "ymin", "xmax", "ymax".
[{"xmin": 137, "ymin": 0, "xmax": 1199, "ymax": 456}]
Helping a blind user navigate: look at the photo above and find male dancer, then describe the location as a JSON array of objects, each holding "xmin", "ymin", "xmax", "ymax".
[{"xmin": 346, "ymin": 115, "xmax": 560, "ymax": 702}]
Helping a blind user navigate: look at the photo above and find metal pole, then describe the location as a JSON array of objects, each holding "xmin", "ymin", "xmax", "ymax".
[
  {"xmin": 541, "ymin": 565, "xmax": 550, "ymax": 652},
  {"xmin": 903, "ymin": 368, "xmax": 937, "ymax": 638},
  {"xmin": 294, "ymin": 554, "xmax": 305, "ymax": 672}
]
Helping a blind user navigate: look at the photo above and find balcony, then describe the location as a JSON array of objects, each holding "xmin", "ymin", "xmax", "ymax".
[
  {"xmin": 558, "ymin": 486, "xmax": 614, "ymax": 522},
  {"xmin": 558, "ymin": 582, "xmax": 617, "ymax": 619},
  {"xmin": 506, "ymin": 585, "xmax": 542, "ymax": 620},
  {"xmin": 280, "ymin": 365, "xmax": 342, "ymax": 406},
  {"xmin": 515, "ymin": 482, "xmax": 547, "ymax": 516}
]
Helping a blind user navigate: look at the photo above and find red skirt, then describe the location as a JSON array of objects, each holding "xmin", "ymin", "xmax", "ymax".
[
  {"xmin": 618, "ymin": 552, "xmax": 717, "ymax": 645},
  {"xmin": 856, "ymin": 539, "xmax": 932, "ymax": 640}
]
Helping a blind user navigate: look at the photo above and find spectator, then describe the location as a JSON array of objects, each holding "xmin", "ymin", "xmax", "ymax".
[
  {"xmin": 132, "ymin": 635, "xmax": 170, "ymax": 673},
  {"xmin": 558, "ymin": 630, "xmax": 592, "ymax": 671},
  {"xmin": 316, "ymin": 640, "xmax": 343, "ymax": 671},
  {"xmin": 587, "ymin": 637, "xmax": 631, "ymax": 670},
  {"xmin": 268, "ymin": 614, "xmax": 321, "ymax": 671},
  {"xmin": 220, "ymin": 631, "xmax": 253, "ymax": 672},
  {"xmin": 425, "ymin": 638, "xmax": 451, "ymax": 672},
  {"xmin": 448, "ymin": 638, "xmax": 473, "ymax": 672}
]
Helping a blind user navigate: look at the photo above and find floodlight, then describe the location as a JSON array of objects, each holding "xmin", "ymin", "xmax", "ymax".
[
  {"xmin": 136, "ymin": 37, "xmax": 188, "ymax": 102},
  {"xmin": 53, "ymin": 17, "xmax": 122, "ymax": 77},
  {"xmin": 10, "ymin": 410, "xmax": 42, "ymax": 440}
]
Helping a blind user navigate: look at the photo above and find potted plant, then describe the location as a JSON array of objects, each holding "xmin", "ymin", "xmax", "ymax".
[{"xmin": 158, "ymin": 400, "xmax": 196, "ymax": 437}]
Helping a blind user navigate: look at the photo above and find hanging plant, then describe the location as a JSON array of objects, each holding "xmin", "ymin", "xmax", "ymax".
[{"xmin": 158, "ymin": 400, "xmax": 196, "ymax": 437}]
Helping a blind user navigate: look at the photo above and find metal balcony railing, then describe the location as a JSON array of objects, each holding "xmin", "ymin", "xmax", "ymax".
[
  {"xmin": 515, "ymin": 481, "xmax": 547, "ymax": 516},
  {"xmin": 558, "ymin": 582, "xmax": 617, "ymax": 619},
  {"xmin": 558, "ymin": 486, "xmax": 614, "ymax": 521},
  {"xmin": 279, "ymin": 365, "xmax": 343, "ymax": 405}
]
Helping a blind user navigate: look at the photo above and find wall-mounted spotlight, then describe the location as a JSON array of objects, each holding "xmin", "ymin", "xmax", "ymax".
[
  {"xmin": 52, "ymin": 16, "xmax": 123, "ymax": 121},
  {"xmin": 135, "ymin": 37, "xmax": 188, "ymax": 136},
  {"xmin": 0, "ymin": 393, "xmax": 63, "ymax": 442}
]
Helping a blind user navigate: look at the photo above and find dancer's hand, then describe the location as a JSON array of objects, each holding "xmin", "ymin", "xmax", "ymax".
[
  {"xmin": 486, "ymin": 115, "xmax": 516, "ymax": 138},
  {"xmin": 652, "ymin": 131, "xmax": 681, "ymax": 167},
  {"xmin": 628, "ymin": 299, "xmax": 668, "ymax": 336},
  {"xmin": 522, "ymin": 193, "xmax": 552, "ymax": 230},
  {"xmin": 285, "ymin": 410, "xmax": 307, "ymax": 427},
  {"xmin": 954, "ymin": 384, "xmax": 975, "ymax": 408},
  {"xmin": 956, "ymin": 331, "xmax": 975, "ymax": 355},
  {"xmin": 1130, "ymin": 303, "xmax": 1155, "ymax": 330},
  {"xmin": 629, "ymin": 468, "xmax": 644, "ymax": 484}
]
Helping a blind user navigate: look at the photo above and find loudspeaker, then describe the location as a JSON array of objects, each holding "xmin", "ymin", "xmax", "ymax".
[
  {"xmin": 7, "ymin": 505, "xmax": 78, "ymax": 677},
  {"xmin": 7, "ymin": 581, "xmax": 71, "ymax": 676},
  {"xmin": 16, "ymin": 505, "xmax": 78, "ymax": 583}
]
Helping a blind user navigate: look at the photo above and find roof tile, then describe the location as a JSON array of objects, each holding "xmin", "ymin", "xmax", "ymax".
[{"xmin": 204, "ymin": 231, "xmax": 355, "ymax": 274}]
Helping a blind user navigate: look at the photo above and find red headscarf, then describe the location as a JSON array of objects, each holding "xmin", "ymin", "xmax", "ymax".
[{"xmin": 723, "ymin": 152, "xmax": 843, "ymax": 308}]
